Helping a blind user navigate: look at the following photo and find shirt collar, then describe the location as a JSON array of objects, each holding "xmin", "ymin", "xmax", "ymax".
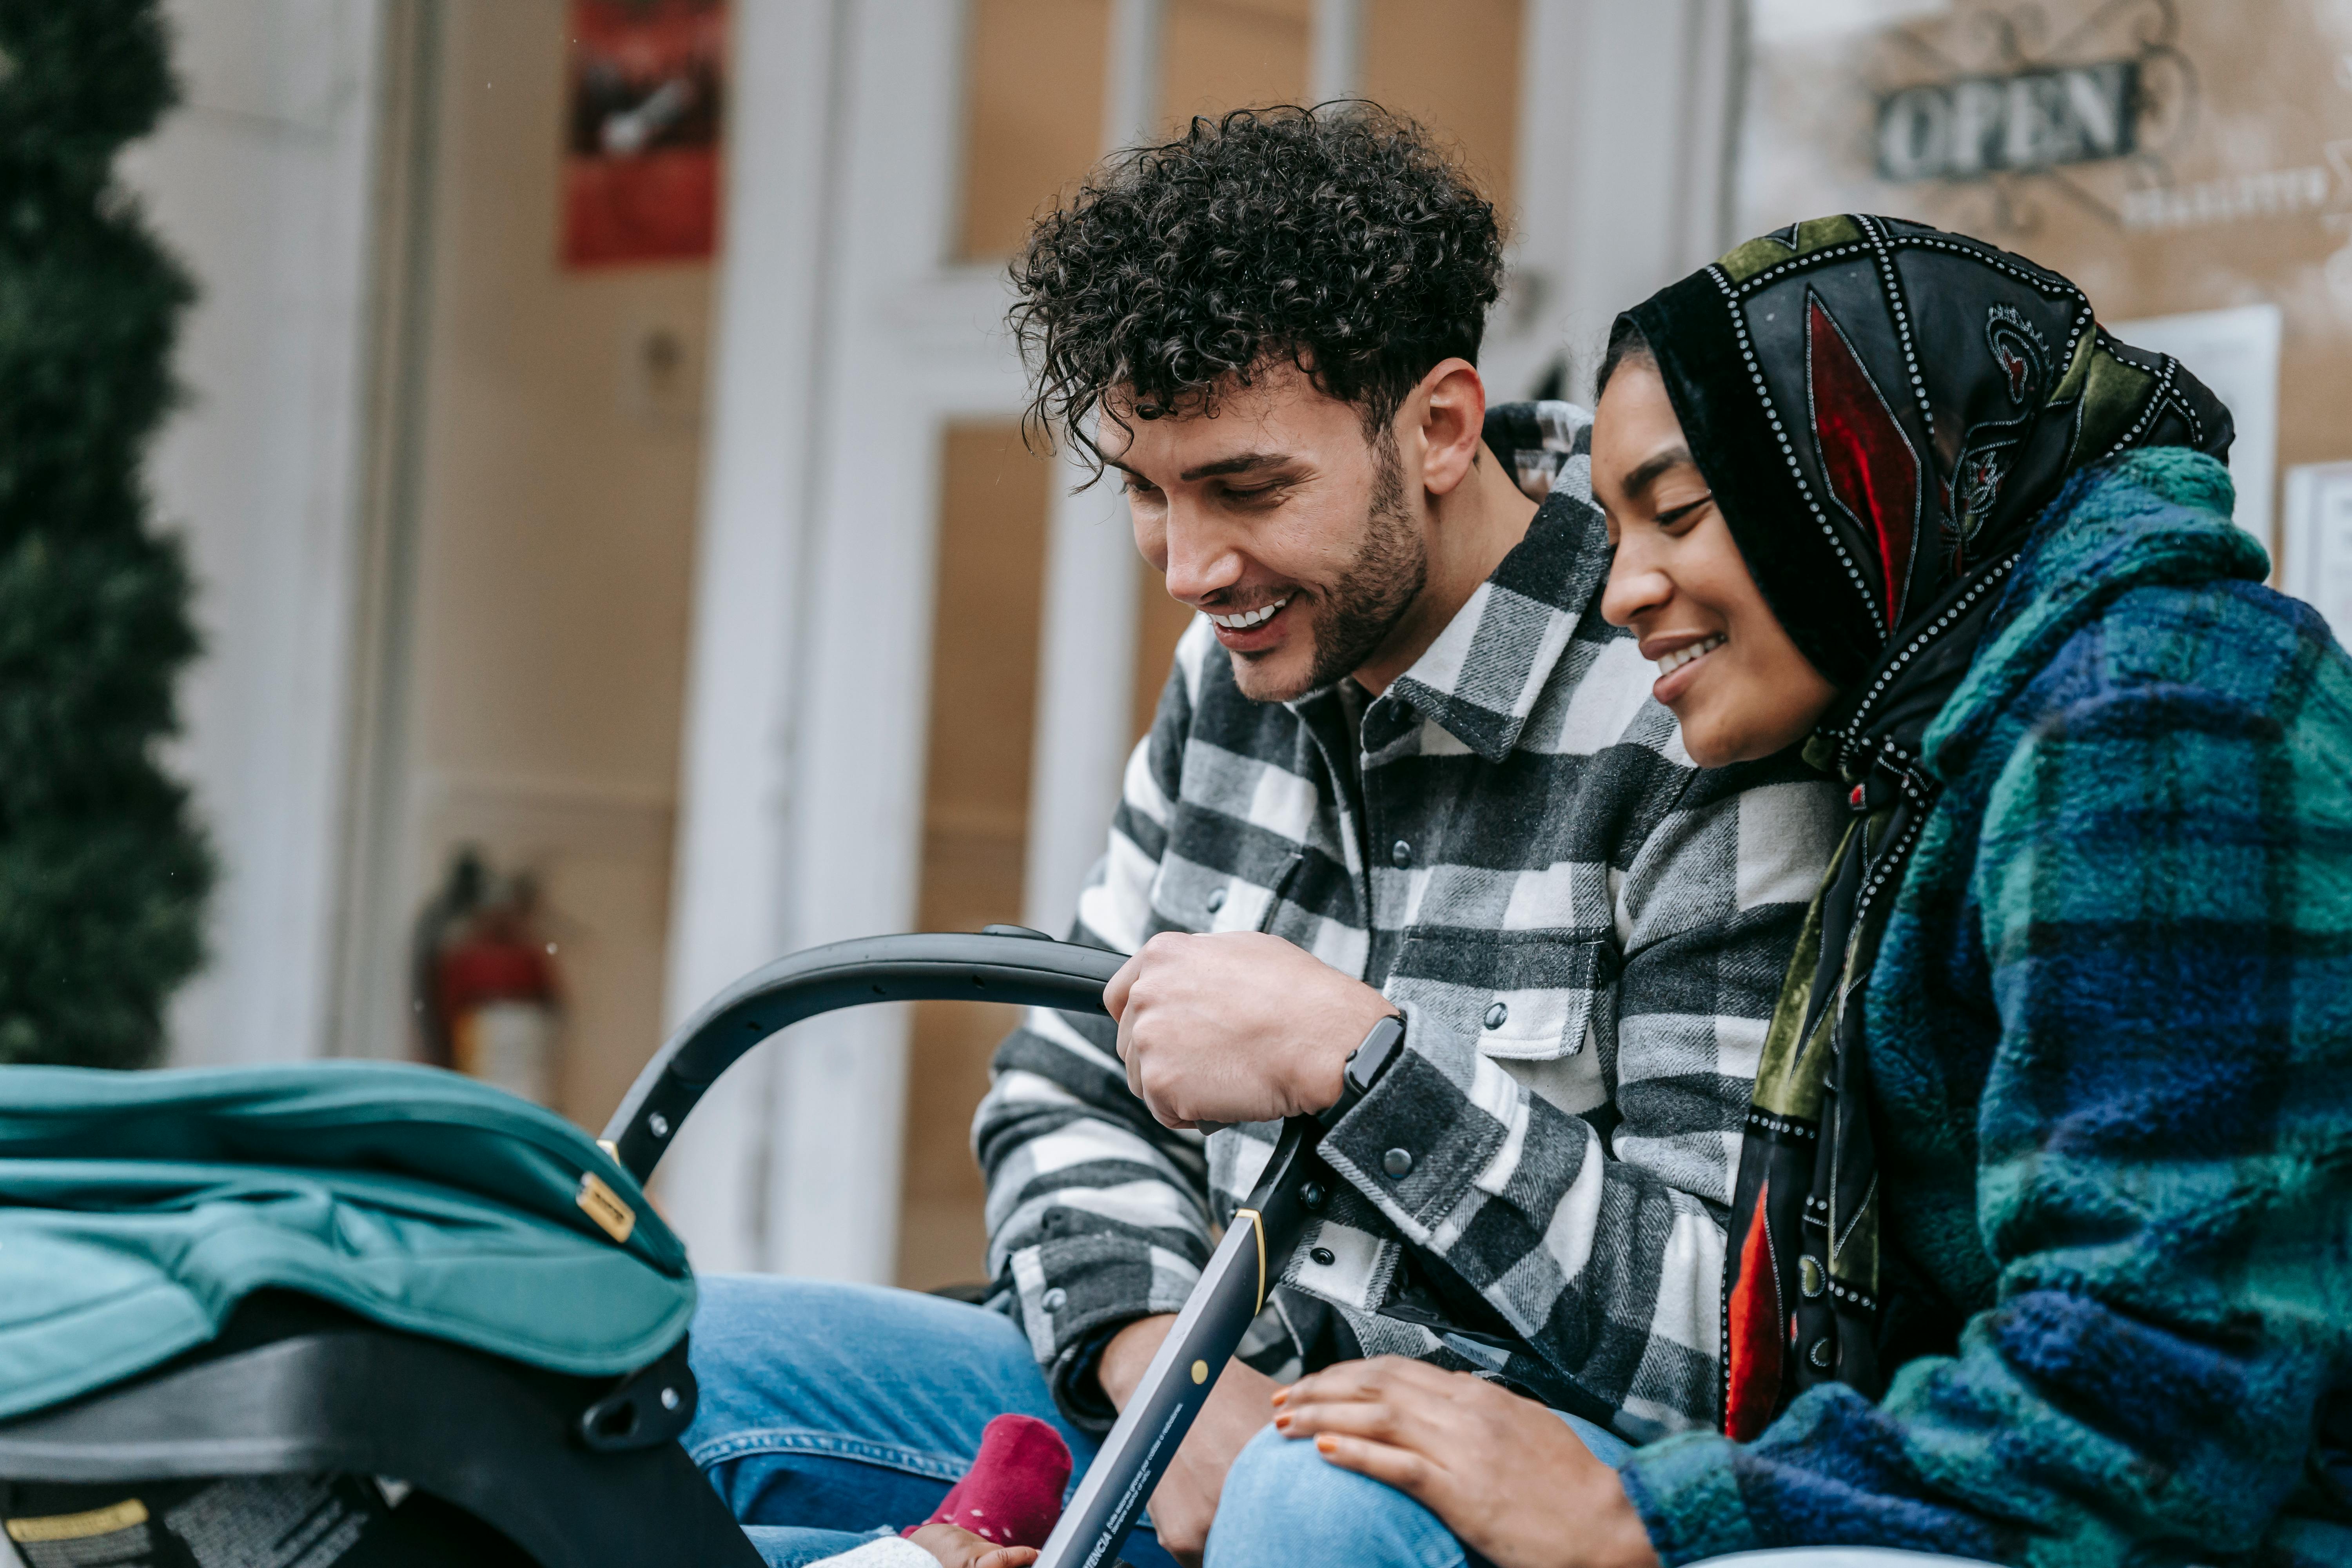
[{"xmin": 1373, "ymin": 484, "xmax": 1612, "ymax": 764}]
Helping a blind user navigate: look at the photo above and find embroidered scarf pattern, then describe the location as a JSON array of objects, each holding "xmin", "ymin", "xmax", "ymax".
[{"xmin": 1623, "ymin": 214, "xmax": 2232, "ymax": 1437}]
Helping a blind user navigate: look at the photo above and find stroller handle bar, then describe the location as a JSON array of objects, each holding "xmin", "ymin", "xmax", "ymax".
[{"xmin": 602, "ymin": 929, "xmax": 1122, "ymax": 1182}]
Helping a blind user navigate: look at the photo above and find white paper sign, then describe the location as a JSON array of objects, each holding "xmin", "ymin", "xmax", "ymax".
[
  {"xmin": 2285, "ymin": 462, "xmax": 2352, "ymax": 648},
  {"xmin": 2107, "ymin": 305, "xmax": 2282, "ymax": 552}
]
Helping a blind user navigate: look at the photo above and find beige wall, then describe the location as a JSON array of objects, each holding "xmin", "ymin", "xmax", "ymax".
[{"xmin": 403, "ymin": 0, "xmax": 709, "ymax": 1128}]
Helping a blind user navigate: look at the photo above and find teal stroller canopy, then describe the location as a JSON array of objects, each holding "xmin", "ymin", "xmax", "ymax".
[{"xmin": 0, "ymin": 1060, "xmax": 693, "ymax": 1424}]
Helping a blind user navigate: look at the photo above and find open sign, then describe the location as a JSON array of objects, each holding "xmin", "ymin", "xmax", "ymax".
[{"xmin": 1877, "ymin": 61, "xmax": 2139, "ymax": 181}]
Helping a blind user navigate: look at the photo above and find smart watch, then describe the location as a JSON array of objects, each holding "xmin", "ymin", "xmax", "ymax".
[{"xmin": 1320, "ymin": 1012, "xmax": 1406, "ymax": 1127}]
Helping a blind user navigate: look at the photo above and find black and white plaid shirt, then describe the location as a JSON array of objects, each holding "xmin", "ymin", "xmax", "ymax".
[{"xmin": 975, "ymin": 405, "xmax": 1842, "ymax": 1440}]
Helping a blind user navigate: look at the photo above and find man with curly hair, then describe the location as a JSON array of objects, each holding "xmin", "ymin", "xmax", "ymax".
[{"xmin": 682, "ymin": 107, "xmax": 1841, "ymax": 1567}]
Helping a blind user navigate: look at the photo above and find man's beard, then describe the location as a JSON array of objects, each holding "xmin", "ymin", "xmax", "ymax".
[{"xmin": 1242, "ymin": 434, "xmax": 1427, "ymax": 701}]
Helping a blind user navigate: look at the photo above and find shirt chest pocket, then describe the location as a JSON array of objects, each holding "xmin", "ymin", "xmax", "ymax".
[{"xmin": 1384, "ymin": 931, "xmax": 1618, "ymax": 1061}]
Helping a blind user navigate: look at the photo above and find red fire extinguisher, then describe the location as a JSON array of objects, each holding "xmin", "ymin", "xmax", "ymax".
[{"xmin": 412, "ymin": 848, "xmax": 562, "ymax": 1105}]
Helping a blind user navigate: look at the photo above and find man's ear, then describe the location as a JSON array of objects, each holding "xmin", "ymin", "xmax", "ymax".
[{"xmin": 1412, "ymin": 358, "xmax": 1486, "ymax": 499}]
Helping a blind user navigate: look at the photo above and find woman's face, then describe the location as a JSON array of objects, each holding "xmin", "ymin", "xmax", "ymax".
[{"xmin": 1594, "ymin": 359, "xmax": 1838, "ymax": 766}]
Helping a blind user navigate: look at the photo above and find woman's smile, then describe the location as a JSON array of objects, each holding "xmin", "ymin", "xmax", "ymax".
[{"xmin": 1642, "ymin": 631, "xmax": 1726, "ymax": 704}]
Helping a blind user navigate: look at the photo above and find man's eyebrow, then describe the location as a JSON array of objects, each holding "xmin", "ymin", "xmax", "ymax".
[
  {"xmin": 1620, "ymin": 445, "xmax": 1698, "ymax": 503},
  {"xmin": 1178, "ymin": 451, "xmax": 1293, "ymax": 483}
]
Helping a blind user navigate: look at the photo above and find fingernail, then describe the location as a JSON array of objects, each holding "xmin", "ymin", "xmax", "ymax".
[
  {"xmin": 1269, "ymin": 1389, "xmax": 1288, "ymax": 1406},
  {"xmin": 1315, "ymin": 1435, "xmax": 1337, "ymax": 1453},
  {"xmin": 1273, "ymin": 1413, "xmax": 1291, "ymax": 1431}
]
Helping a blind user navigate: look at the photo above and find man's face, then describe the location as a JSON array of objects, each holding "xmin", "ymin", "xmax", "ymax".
[{"xmin": 1108, "ymin": 362, "xmax": 1427, "ymax": 703}]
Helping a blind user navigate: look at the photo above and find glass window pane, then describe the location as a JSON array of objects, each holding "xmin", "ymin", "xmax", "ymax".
[
  {"xmin": 1361, "ymin": 0, "xmax": 1523, "ymax": 212},
  {"xmin": 1160, "ymin": 0, "xmax": 1313, "ymax": 131},
  {"xmin": 957, "ymin": 0, "xmax": 1111, "ymax": 260},
  {"xmin": 1739, "ymin": 0, "xmax": 2352, "ymax": 563}
]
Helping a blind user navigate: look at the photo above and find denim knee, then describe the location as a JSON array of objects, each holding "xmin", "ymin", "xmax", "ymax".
[{"xmin": 1206, "ymin": 1423, "xmax": 1463, "ymax": 1568}]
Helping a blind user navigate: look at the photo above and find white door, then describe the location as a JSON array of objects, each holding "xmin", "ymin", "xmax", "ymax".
[{"xmin": 660, "ymin": 0, "xmax": 1749, "ymax": 1279}]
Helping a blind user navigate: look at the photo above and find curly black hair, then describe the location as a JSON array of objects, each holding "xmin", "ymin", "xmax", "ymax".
[{"xmin": 1009, "ymin": 104, "xmax": 1505, "ymax": 471}]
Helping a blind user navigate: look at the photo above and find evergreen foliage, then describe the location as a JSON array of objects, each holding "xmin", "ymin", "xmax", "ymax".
[{"xmin": 0, "ymin": 1, "xmax": 212, "ymax": 1067}]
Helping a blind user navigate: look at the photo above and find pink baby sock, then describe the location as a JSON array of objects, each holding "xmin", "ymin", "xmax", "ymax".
[{"xmin": 905, "ymin": 1413, "xmax": 1073, "ymax": 1550}]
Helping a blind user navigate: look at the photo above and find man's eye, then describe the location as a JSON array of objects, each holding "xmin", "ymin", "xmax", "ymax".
[
  {"xmin": 1123, "ymin": 477, "xmax": 1160, "ymax": 497},
  {"xmin": 1225, "ymin": 485, "xmax": 1280, "ymax": 504}
]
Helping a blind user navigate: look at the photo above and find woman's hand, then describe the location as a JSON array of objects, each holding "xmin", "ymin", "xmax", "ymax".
[{"xmin": 1271, "ymin": 1357, "xmax": 1660, "ymax": 1568}]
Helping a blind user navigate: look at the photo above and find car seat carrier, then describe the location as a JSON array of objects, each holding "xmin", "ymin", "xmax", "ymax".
[{"xmin": 0, "ymin": 930, "xmax": 1156, "ymax": 1568}]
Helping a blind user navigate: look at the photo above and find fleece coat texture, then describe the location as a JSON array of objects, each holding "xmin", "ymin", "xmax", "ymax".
[{"xmin": 1619, "ymin": 449, "xmax": 2352, "ymax": 1567}]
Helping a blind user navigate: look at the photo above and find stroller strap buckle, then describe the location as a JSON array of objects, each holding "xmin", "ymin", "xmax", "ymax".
[{"xmin": 576, "ymin": 1172, "xmax": 637, "ymax": 1244}]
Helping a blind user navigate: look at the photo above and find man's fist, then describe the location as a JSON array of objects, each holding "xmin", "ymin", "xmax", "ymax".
[{"xmin": 1103, "ymin": 931, "xmax": 1397, "ymax": 1129}]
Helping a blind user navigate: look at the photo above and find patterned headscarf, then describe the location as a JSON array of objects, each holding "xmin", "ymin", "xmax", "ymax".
[{"xmin": 1621, "ymin": 214, "xmax": 2232, "ymax": 1438}]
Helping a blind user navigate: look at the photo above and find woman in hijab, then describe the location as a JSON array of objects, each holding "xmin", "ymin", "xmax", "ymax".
[{"xmin": 1258, "ymin": 216, "xmax": 2351, "ymax": 1568}]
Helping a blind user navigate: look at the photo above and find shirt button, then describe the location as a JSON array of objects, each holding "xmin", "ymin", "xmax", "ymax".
[
  {"xmin": 1389, "ymin": 839, "xmax": 1412, "ymax": 868},
  {"xmin": 1483, "ymin": 1001, "xmax": 1509, "ymax": 1031},
  {"xmin": 1309, "ymin": 1246, "xmax": 1337, "ymax": 1267},
  {"xmin": 1042, "ymin": 1287, "xmax": 1067, "ymax": 1312},
  {"xmin": 1205, "ymin": 887, "xmax": 1226, "ymax": 913},
  {"xmin": 1381, "ymin": 1147, "xmax": 1414, "ymax": 1179}
]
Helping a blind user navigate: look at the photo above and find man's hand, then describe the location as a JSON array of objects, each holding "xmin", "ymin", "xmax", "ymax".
[
  {"xmin": 1103, "ymin": 931, "xmax": 1396, "ymax": 1129},
  {"xmin": 1271, "ymin": 1357, "xmax": 1660, "ymax": 1568},
  {"xmin": 1098, "ymin": 1314, "xmax": 1278, "ymax": 1567}
]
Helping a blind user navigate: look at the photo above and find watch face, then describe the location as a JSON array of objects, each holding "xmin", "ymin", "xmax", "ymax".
[{"xmin": 1348, "ymin": 1017, "xmax": 1405, "ymax": 1091}]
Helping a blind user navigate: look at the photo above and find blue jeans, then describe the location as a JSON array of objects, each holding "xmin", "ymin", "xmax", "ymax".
[{"xmin": 684, "ymin": 1275, "xmax": 1633, "ymax": 1568}]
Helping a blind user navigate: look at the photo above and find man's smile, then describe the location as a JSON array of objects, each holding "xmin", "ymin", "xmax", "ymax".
[
  {"xmin": 1205, "ymin": 594, "xmax": 1298, "ymax": 653},
  {"xmin": 1208, "ymin": 596, "xmax": 1290, "ymax": 630}
]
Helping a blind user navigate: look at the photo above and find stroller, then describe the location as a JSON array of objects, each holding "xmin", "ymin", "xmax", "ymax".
[{"xmin": 0, "ymin": 929, "xmax": 1362, "ymax": 1568}]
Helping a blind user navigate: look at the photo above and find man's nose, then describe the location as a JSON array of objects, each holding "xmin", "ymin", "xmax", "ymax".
[{"xmin": 1160, "ymin": 509, "xmax": 1243, "ymax": 604}]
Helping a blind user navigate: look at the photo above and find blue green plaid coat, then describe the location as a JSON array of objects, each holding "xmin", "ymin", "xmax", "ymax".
[{"xmin": 1621, "ymin": 449, "xmax": 2352, "ymax": 1566}]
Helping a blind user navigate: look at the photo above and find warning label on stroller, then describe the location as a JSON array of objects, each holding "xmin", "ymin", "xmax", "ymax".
[{"xmin": 2, "ymin": 1477, "xmax": 403, "ymax": 1568}]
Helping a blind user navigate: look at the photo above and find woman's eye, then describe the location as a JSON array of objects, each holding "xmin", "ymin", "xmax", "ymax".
[{"xmin": 1653, "ymin": 494, "xmax": 1713, "ymax": 534}]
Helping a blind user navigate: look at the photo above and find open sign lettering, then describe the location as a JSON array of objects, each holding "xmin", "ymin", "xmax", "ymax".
[{"xmin": 1877, "ymin": 61, "xmax": 2139, "ymax": 181}]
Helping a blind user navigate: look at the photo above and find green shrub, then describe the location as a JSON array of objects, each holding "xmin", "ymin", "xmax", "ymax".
[{"xmin": 0, "ymin": 0, "xmax": 212, "ymax": 1067}]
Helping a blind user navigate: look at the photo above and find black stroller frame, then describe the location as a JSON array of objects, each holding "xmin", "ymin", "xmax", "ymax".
[{"xmin": 0, "ymin": 930, "xmax": 1380, "ymax": 1568}]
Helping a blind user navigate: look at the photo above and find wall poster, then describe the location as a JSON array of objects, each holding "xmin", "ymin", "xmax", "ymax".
[
  {"xmin": 1740, "ymin": 0, "xmax": 2352, "ymax": 590},
  {"xmin": 563, "ymin": 0, "xmax": 726, "ymax": 268},
  {"xmin": 2285, "ymin": 462, "xmax": 2352, "ymax": 644}
]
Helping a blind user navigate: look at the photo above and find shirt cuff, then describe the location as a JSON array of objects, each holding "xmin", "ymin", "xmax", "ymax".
[
  {"xmin": 1049, "ymin": 1316, "xmax": 1142, "ymax": 1433},
  {"xmin": 1319, "ymin": 1007, "xmax": 1510, "ymax": 1235},
  {"xmin": 1007, "ymin": 1232, "xmax": 1201, "ymax": 1428},
  {"xmin": 1616, "ymin": 1431, "xmax": 1762, "ymax": 1566}
]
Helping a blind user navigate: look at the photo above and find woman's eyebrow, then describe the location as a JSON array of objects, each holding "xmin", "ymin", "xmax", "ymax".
[{"xmin": 1621, "ymin": 445, "xmax": 1697, "ymax": 504}]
